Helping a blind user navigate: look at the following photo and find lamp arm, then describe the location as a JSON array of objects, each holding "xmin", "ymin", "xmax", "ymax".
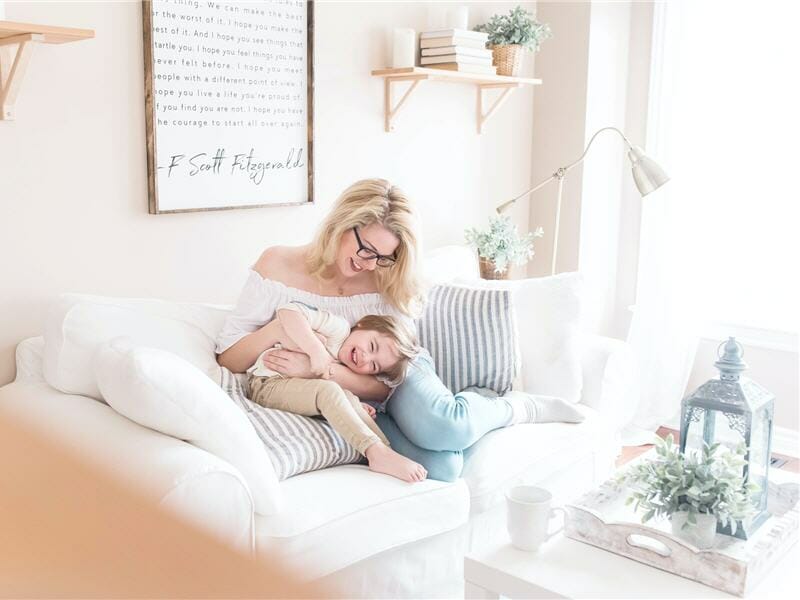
[
  {"xmin": 496, "ymin": 127, "xmax": 634, "ymax": 214},
  {"xmin": 496, "ymin": 174, "xmax": 558, "ymax": 213},
  {"xmin": 561, "ymin": 126, "xmax": 634, "ymax": 173}
]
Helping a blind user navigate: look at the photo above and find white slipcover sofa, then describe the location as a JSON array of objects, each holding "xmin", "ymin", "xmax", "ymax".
[{"xmin": 0, "ymin": 247, "xmax": 634, "ymax": 598}]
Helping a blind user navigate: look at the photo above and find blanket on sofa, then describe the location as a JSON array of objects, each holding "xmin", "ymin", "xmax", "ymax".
[{"xmin": 218, "ymin": 367, "xmax": 361, "ymax": 480}]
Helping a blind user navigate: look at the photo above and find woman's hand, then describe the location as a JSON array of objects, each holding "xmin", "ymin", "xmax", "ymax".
[
  {"xmin": 261, "ymin": 349, "xmax": 316, "ymax": 379},
  {"xmin": 310, "ymin": 350, "xmax": 335, "ymax": 379}
]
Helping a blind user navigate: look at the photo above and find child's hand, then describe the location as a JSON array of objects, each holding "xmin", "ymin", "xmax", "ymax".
[
  {"xmin": 310, "ymin": 351, "xmax": 334, "ymax": 379},
  {"xmin": 361, "ymin": 402, "xmax": 377, "ymax": 419}
]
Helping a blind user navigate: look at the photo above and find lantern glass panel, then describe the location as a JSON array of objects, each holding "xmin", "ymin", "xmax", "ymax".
[
  {"xmin": 683, "ymin": 406, "xmax": 746, "ymax": 473},
  {"xmin": 748, "ymin": 407, "xmax": 771, "ymax": 511}
]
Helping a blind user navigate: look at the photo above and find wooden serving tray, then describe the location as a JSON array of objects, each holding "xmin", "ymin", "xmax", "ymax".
[{"xmin": 564, "ymin": 462, "xmax": 799, "ymax": 597}]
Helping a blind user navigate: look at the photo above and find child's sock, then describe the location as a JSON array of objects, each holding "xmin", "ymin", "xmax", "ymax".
[{"xmin": 504, "ymin": 390, "xmax": 585, "ymax": 425}]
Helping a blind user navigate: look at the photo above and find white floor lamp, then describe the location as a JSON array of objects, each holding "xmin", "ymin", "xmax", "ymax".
[{"xmin": 496, "ymin": 126, "xmax": 670, "ymax": 275}]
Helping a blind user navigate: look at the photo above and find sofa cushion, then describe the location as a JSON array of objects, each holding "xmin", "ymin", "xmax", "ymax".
[
  {"xmin": 219, "ymin": 368, "xmax": 361, "ymax": 480},
  {"xmin": 417, "ymin": 284, "xmax": 517, "ymax": 395},
  {"xmin": 458, "ymin": 272, "xmax": 583, "ymax": 403},
  {"xmin": 43, "ymin": 293, "xmax": 227, "ymax": 400},
  {"xmin": 462, "ymin": 406, "xmax": 617, "ymax": 513},
  {"xmin": 94, "ymin": 338, "xmax": 282, "ymax": 516},
  {"xmin": 254, "ymin": 465, "xmax": 470, "ymax": 579}
]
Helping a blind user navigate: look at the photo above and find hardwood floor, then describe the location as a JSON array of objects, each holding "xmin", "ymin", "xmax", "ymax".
[{"xmin": 617, "ymin": 427, "xmax": 799, "ymax": 473}]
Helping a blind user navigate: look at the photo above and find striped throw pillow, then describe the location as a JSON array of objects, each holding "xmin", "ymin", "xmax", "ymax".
[
  {"xmin": 220, "ymin": 368, "xmax": 361, "ymax": 480},
  {"xmin": 417, "ymin": 284, "xmax": 517, "ymax": 395}
]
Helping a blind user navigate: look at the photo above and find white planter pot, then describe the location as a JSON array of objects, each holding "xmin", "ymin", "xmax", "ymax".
[{"xmin": 671, "ymin": 511, "xmax": 717, "ymax": 549}]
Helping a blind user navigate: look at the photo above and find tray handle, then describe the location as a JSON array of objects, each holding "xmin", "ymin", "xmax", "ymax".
[{"xmin": 626, "ymin": 533, "xmax": 672, "ymax": 557}]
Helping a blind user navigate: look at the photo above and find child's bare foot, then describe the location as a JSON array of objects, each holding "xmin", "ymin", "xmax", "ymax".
[{"xmin": 365, "ymin": 443, "xmax": 427, "ymax": 483}]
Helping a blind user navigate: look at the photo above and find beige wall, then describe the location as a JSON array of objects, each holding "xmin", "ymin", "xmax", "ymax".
[
  {"xmin": 527, "ymin": 1, "xmax": 590, "ymax": 279},
  {"xmin": 0, "ymin": 0, "xmax": 536, "ymax": 385}
]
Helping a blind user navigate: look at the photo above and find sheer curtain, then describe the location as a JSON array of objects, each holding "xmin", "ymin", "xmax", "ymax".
[{"xmin": 627, "ymin": 0, "xmax": 800, "ymax": 442}]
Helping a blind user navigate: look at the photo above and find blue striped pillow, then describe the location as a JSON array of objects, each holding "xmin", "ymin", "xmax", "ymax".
[
  {"xmin": 220, "ymin": 369, "xmax": 360, "ymax": 480},
  {"xmin": 417, "ymin": 284, "xmax": 517, "ymax": 395}
]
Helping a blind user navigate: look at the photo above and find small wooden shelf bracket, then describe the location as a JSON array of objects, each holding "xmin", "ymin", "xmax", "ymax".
[
  {"xmin": 0, "ymin": 20, "xmax": 94, "ymax": 120},
  {"xmin": 383, "ymin": 74, "xmax": 428, "ymax": 132},
  {"xmin": 477, "ymin": 83, "xmax": 519, "ymax": 134},
  {"xmin": 0, "ymin": 33, "xmax": 41, "ymax": 120}
]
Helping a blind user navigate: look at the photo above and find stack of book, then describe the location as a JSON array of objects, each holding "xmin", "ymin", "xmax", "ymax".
[{"xmin": 419, "ymin": 29, "xmax": 496, "ymax": 75}]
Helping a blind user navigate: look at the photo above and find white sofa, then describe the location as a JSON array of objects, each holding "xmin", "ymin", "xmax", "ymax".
[{"xmin": 0, "ymin": 248, "xmax": 634, "ymax": 598}]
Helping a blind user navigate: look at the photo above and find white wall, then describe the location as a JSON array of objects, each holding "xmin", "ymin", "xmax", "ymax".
[{"xmin": 0, "ymin": 0, "xmax": 537, "ymax": 385}]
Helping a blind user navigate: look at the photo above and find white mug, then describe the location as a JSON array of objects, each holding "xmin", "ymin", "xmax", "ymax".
[{"xmin": 506, "ymin": 486, "xmax": 565, "ymax": 552}]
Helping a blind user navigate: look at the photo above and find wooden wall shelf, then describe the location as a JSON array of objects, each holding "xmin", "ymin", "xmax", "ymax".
[
  {"xmin": 371, "ymin": 67, "xmax": 542, "ymax": 134},
  {"xmin": 0, "ymin": 20, "xmax": 94, "ymax": 120}
]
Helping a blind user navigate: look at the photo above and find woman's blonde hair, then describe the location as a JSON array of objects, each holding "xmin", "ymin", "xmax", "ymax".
[
  {"xmin": 352, "ymin": 314, "xmax": 419, "ymax": 386},
  {"xmin": 307, "ymin": 178, "xmax": 423, "ymax": 316}
]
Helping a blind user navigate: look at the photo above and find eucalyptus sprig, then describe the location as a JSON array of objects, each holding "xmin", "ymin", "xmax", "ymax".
[
  {"xmin": 465, "ymin": 215, "xmax": 543, "ymax": 274},
  {"xmin": 620, "ymin": 435, "xmax": 759, "ymax": 534},
  {"xmin": 474, "ymin": 6, "xmax": 552, "ymax": 51}
]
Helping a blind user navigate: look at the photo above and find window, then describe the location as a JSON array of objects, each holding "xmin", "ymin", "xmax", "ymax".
[{"xmin": 647, "ymin": 0, "xmax": 799, "ymax": 334}]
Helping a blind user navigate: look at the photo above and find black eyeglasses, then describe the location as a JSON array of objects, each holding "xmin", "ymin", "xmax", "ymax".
[{"xmin": 353, "ymin": 227, "xmax": 397, "ymax": 268}]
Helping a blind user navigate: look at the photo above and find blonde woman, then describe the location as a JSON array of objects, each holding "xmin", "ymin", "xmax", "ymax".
[{"xmin": 216, "ymin": 178, "xmax": 561, "ymax": 483}]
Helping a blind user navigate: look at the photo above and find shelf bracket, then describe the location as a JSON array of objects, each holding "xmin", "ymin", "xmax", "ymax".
[
  {"xmin": 383, "ymin": 75, "xmax": 427, "ymax": 132},
  {"xmin": 477, "ymin": 83, "xmax": 519, "ymax": 134},
  {"xmin": 0, "ymin": 33, "xmax": 43, "ymax": 121}
]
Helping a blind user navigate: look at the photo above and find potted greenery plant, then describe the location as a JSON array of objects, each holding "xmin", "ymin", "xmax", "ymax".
[
  {"xmin": 623, "ymin": 435, "xmax": 759, "ymax": 549},
  {"xmin": 465, "ymin": 215, "xmax": 543, "ymax": 279},
  {"xmin": 474, "ymin": 5, "xmax": 552, "ymax": 76}
]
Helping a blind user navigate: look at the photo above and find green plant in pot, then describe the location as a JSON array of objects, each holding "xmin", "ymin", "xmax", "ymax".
[
  {"xmin": 465, "ymin": 215, "xmax": 543, "ymax": 280},
  {"xmin": 622, "ymin": 435, "xmax": 759, "ymax": 549},
  {"xmin": 474, "ymin": 5, "xmax": 552, "ymax": 77}
]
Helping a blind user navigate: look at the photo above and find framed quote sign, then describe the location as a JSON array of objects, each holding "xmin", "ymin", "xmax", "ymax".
[{"xmin": 142, "ymin": 0, "xmax": 314, "ymax": 213}]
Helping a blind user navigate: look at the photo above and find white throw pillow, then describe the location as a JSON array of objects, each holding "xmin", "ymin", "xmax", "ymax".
[
  {"xmin": 456, "ymin": 272, "xmax": 583, "ymax": 403},
  {"xmin": 95, "ymin": 338, "xmax": 281, "ymax": 516},
  {"xmin": 43, "ymin": 293, "xmax": 227, "ymax": 400}
]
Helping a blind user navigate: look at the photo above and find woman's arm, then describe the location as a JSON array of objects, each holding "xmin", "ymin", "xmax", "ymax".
[
  {"xmin": 330, "ymin": 363, "xmax": 391, "ymax": 402},
  {"xmin": 261, "ymin": 350, "xmax": 391, "ymax": 402},
  {"xmin": 216, "ymin": 319, "xmax": 284, "ymax": 373},
  {"xmin": 276, "ymin": 308, "xmax": 332, "ymax": 377}
]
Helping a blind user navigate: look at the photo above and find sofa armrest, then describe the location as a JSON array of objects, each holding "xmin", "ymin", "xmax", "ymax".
[
  {"xmin": 579, "ymin": 334, "xmax": 637, "ymax": 433},
  {"xmin": 0, "ymin": 381, "xmax": 254, "ymax": 555}
]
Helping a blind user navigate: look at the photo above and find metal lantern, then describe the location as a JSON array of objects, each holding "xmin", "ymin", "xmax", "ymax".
[{"xmin": 679, "ymin": 337, "xmax": 774, "ymax": 539}]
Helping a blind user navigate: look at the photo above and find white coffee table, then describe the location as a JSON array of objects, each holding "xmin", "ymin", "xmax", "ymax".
[{"xmin": 464, "ymin": 534, "xmax": 798, "ymax": 599}]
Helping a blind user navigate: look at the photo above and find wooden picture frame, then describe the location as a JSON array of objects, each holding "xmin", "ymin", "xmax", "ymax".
[{"xmin": 142, "ymin": 0, "xmax": 314, "ymax": 214}]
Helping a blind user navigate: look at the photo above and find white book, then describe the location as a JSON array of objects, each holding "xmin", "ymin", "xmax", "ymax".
[
  {"xmin": 420, "ymin": 54, "xmax": 493, "ymax": 66},
  {"xmin": 421, "ymin": 29, "xmax": 488, "ymax": 40},
  {"xmin": 420, "ymin": 36, "xmax": 487, "ymax": 50},
  {"xmin": 421, "ymin": 46, "xmax": 493, "ymax": 58}
]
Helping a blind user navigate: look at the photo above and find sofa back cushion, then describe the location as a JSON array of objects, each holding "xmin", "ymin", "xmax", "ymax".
[
  {"xmin": 417, "ymin": 284, "xmax": 517, "ymax": 395},
  {"xmin": 43, "ymin": 294, "xmax": 227, "ymax": 400}
]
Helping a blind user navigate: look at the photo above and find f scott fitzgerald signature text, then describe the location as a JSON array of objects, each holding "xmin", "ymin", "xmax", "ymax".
[{"xmin": 159, "ymin": 147, "xmax": 305, "ymax": 185}]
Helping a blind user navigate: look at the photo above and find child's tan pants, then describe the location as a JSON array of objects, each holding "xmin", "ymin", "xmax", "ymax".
[{"xmin": 248, "ymin": 375, "xmax": 389, "ymax": 456}]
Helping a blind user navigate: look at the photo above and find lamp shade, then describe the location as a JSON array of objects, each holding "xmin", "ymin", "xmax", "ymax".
[{"xmin": 628, "ymin": 145, "xmax": 670, "ymax": 196}]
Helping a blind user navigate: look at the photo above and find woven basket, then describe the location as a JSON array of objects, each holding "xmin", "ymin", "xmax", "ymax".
[
  {"xmin": 491, "ymin": 44, "xmax": 525, "ymax": 77},
  {"xmin": 479, "ymin": 257, "xmax": 509, "ymax": 280}
]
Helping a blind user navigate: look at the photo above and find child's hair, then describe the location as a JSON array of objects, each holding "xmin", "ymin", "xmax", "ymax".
[{"xmin": 351, "ymin": 314, "xmax": 419, "ymax": 386}]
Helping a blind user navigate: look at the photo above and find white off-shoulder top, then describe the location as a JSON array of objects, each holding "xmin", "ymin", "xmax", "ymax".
[{"xmin": 215, "ymin": 268, "xmax": 410, "ymax": 355}]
